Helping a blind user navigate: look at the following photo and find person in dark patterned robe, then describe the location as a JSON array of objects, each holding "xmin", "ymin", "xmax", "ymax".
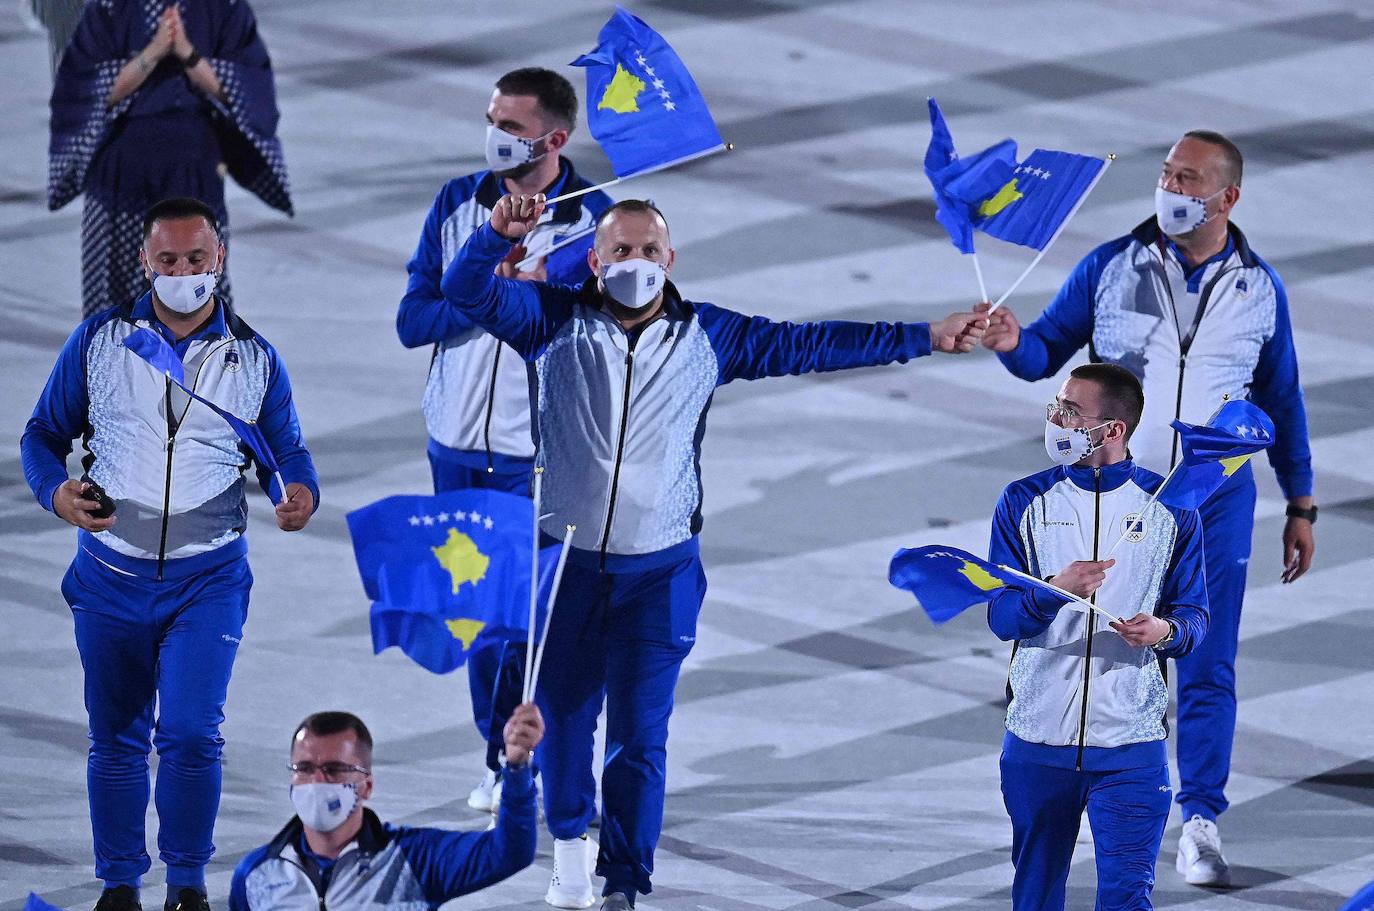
[{"xmin": 49, "ymin": 0, "xmax": 291, "ymax": 317}]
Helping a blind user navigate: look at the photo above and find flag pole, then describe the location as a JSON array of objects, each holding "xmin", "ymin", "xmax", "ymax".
[
  {"xmin": 526, "ymin": 524, "xmax": 576, "ymax": 702},
  {"xmin": 1103, "ymin": 462, "xmax": 1180, "ymax": 560},
  {"xmin": 544, "ymin": 143, "xmax": 733, "ymax": 206},
  {"xmin": 986, "ymin": 153, "xmax": 1115, "ymax": 314},
  {"xmin": 522, "ymin": 467, "xmax": 544, "ymax": 703},
  {"xmin": 273, "ymin": 471, "xmax": 288, "ymax": 505},
  {"xmin": 995, "ymin": 562, "xmax": 1122, "ymax": 623},
  {"xmin": 971, "ymin": 251, "xmax": 990, "ymax": 304}
]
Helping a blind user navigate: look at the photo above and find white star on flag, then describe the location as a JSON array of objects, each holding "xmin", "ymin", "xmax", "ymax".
[
  {"xmin": 422, "ymin": 515, "xmax": 434, "ymax": 526},
  {"xmin": 664, "ymin": 100, "xmax": 676, "ymax": 111},
  {"xmin": 468, "ymin": 511, "xmax": 481, "ymax": 522},
  {"xmin": 634, "ymin": 52, "xmax": 647, "ymax": 66},
  {"xmin": 643, "ymin": 64, "xmax": 656, "ymax": 77},
  {"xmin": 1042, "ymin": 171, "xmax": 1052, "ymax": 179},
  {"xmin": 408, "ymin": 516, "xmax": 420, "ymax": 526},
  {"xmin": 437, "ymin": 511, "xmax": 450, "ymax": 522},
  {"xmin": 483, "ymin": 516, "xmax": 494, "ymax": 530},
  {"xmin": 652, "ymin": 78, "xmax": 664, "ymax": 90}
]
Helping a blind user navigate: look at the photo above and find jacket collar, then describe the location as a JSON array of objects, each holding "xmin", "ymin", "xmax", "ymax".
[
  {"xmin": 132, "ymin": 289, "xmax": 229, "ymax": 341},
  {"xmin": 475, "ymin": 158, "xmax": 589, "ymax": 224},
  {"xmin": 575, "ymin": 274, "xmax": 692, "ymax": 323},
  {"xmin": 265, "ymin": 807, "xmax": 391, "ymax": 862},
  {"xmin": 1058, "ymin": 457, "xmax": 1137, "ymax": 493},
  {"xmin": 1130, "ymin": 216, "xmax": 1259, "ymax": 268}
]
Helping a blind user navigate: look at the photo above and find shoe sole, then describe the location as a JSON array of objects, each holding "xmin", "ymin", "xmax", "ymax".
[
  {"xmin": 1176, "ymin": 851, "xmax": 1230, "ymax": 886},
  {"xmin": 544, "ymin": 894, "xmax": 595, "ymax": 910}
]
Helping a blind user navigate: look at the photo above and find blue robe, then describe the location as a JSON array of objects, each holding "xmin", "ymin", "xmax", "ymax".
[{"xmin": 48, "ymin": 0, "xmax": 291, "ymax": 316}]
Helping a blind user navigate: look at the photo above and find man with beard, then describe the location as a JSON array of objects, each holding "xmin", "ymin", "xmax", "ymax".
[{"xmin": 396, "ymin": 67, "xmax": 613, "ymax": 816}]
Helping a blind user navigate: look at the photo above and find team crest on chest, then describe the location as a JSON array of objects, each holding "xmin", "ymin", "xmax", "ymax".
[
  {"xmin": 223, "ymin": 349, "xmax": 241, "ymax": 372},
  {"xmin": 1121, "ymin": 513, "xmax": 1147, "ymax": 543}
]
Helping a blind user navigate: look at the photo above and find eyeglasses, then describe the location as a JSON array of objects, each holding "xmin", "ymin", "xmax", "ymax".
[
  {"xmin": 288, "ymin": 761, "xmax": 370, "ymax": 782},
  {"xmin": 1046, "ymin": 402, "xmax": 1110, "ymax": 424}
]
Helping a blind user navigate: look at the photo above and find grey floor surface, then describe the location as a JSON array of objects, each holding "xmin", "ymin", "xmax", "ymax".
[{"xmin": 2, "ymin": 1, "xmax": 1373, "ymax": 909}]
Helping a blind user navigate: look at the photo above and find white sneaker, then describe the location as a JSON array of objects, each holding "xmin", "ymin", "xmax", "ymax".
[
  {"xmin": 466, "ymin": 769, "xmax": 498, "ymax": 812},
  {"xmin": 546, "ymin": 835, "xmax": 596, "ymax": 909},
  {"xmin": 1176, "ymin": 815, "xmax": 1231, "ymax": 886}
]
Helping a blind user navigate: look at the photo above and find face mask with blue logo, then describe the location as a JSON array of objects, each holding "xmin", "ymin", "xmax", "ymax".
[
  {"xmin": 1044, "ymin": 418, "xmax": 1111, "ymax": 466},
  {"xmin": 1154, "ymin": 185, "xmax": 1226, "ymax": 237},
  {"xmin": 484, "ymin": 125, "xmax": 552, "ymax": 174},
  {"xmin": 152, "ymin": 270, "xmax": 218, "ymax": 315},
  {"xmin": 289, "ymin": 782, "xmax": 358, "ymax": 833},
  {"xmin": 601, "ymin": 258, "xmax": 666, "ymax": 312}
]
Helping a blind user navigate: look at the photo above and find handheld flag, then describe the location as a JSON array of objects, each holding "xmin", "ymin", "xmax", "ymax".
[
  {"xmin": 1160, "ymin": 400, "xmax": 1275, "ymax": 509},
  {"xmin": 347, "ymin": 490, "xmax": 562, "ymax": 675},
  {"xmin": 976, "ymin": 148, "xmax": 1107, "ymax": 251},
  {"xmin": 923, "ymin": 99, "xmax": 1018, "ymax": 255},
  {"xmin": 26, "ymin": 895, "xmax": 64, "ymax": 911},
  {"xmin": 888, "ymin": 545, "xmax": 1113, "ymax": 625},
  {"xmin": 572, "ymin": 6, "xmax": 726, "ymax": 180},
  {"xmin": 123, "ymin": 328, "xmax": 286, "ymax": 501}
]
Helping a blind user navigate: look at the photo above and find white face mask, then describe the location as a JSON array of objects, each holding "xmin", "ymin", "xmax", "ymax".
[
  {"xmin": 1044, "ymin": 418, "xmax": 1111, "ymax": 466},
  {"xmin": 600, "ymin": 258, "xmax": 666, "ymax": 312},
  {"xmin": 152, "ymin": 270, "xmax": 218, "ymax": 315},
  {"xmin": 1154, "ymin": 185, "xmax": 1226, "ymax": 237},
  {"xmin": 485, "ymin": 125, "xmax": 551, "ymax": 174},
  {"xmin": 289, "ymin": 782, "xmax": 358, "ymax": 833}
]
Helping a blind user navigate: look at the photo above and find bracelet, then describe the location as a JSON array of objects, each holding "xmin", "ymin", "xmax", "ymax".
[
  {"xmin": 180, "ymin": 49, "xmax": 202, "ymax": 69},
  {"xmin": 1285, "ymin": 503, "xmax": 1318, "ymax": 524},
  {"xmin": 1150, "ymin": 619, "xmax": 1177, "ymax": 651}
]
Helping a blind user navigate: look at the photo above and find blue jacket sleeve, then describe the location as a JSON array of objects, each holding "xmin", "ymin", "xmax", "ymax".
[
  {"xmin": 253, "ymin": 341, "xmax": 320, "ymax": 510},
  {"xmin": 439, "ymin": 222, "xmax": 574, "ymax": 361},
  {"xmin": 1153, "ymin": 504, "xmax": 1208, "ymax": 658},
  {"xmin": 1248, "ymin": 262, "xmax": 1313, "ymax": 500},
  {"xmin": 394, "ymin": 765, "xmax": 538, "ymax": 904},
  {"xmin": 996, "ymin": 240, "xmax": 1121, "ymax": 381},
  {"xmin": 396, "ymin": 186, "xmax": 475, "ymax": 348},
  {"xmin": 986, "ymin": 483, "xmax": 1069, "ymax": 640},
  {"xmin": 694, "ymin": 302, "xmax": 932, "ymax": 385},
  {"xmin": 21, "ymin": 321, "xmax": 93, "ymax": 511}
]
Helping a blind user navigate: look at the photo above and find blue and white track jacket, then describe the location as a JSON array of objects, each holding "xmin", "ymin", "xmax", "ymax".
[
  {"xmin": 998, "ymin": 219, "xmax": 1313, "ymax": 500},
  {"xmin": 397, "ymin": 160, "xmax": 612, "ymax": 472},
  {"xmin": 21, "ymin": 294, "xmax": 319, "ymax": 577},
  {"xmin": 442, "ymin": 222, "xmax": 934, "ymax": 570},
  {"xmin": 988, "ymin": 459, "xmax": 1208, "ymax": 771},
  {"xmin": 230, "ymin": 767, "xmax": 536, "ymax": 911}
]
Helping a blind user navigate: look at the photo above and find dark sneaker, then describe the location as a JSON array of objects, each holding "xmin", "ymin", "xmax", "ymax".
[
  {"xmin": 163, "ymin": 889, "xmax": 211, "ymax": 911},
  {"xmin": 94, "ymin": 886, "xmax": 141, "ymax": 911}
]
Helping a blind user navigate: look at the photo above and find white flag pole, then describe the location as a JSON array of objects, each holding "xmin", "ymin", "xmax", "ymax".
[
  {"xmin": 273, "ymin": 472, "xmax": 289, "ymax": 505},
  {"xmin": 986, "ymin": 153, "xmax": 1115, "ymax": 314},
  {"xmin": 995, "ymin": 562, "xmax": 1122, "ymax": 623},
  {"xmin": 1103, "ymin": 462, "xmax": 1181, "ymax": 560},
  {"xmin": 971, "ymin": 251, "xmax": 990, "ymax": 304},
  {"xmin": 526, "ymin": 524, "xmax": 576, "ymax": 702},
  {"xmin": 543, "ymin": 143, "xmax": 732, "ymax": 206},
  {"xmin": 522, "ymin": 467, "xmax": 544, "ymax": 704}
]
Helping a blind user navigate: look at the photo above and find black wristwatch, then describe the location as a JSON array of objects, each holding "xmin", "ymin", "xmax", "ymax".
[
  {"xmin": 1285, "ymin": 504, "xmax": 1318, "ymax": 524},
  {"xmin": 180, "ymin": 49, "xmax": 202, "ymax": 69}
]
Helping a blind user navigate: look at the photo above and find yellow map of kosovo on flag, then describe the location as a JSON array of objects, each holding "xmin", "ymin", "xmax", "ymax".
[
  {"xmin": 598, "ymin": 63, "xmax": 646, "ymax": 113},
  {"xmin": 978, "ymin": 179, "xmax": 1024, "ymax": 218},
  {"xmin": 958, "ymin": 560, "xmax": 1007, "ymax": 592},
  {"xmin": 432, "ymin": 528, "xmax": 490, "ymax": 594},
  {"xmin": 444, "ymin": 617, "xmax": 485, "ymax": 650}
]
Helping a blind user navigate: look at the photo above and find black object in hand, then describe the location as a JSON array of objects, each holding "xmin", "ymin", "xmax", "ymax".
[{"xmin": 82, "ymin": 481, "xmax": 116, "ymax": 519}]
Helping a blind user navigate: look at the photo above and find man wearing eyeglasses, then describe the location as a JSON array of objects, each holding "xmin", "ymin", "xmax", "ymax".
[
  {"xmin": 229, "ymin": 703, "xmax": 543, "ymax": 911},
  {"xmin": 980, "ymin": 131, "xmax": 1315, "ymax": 887}
]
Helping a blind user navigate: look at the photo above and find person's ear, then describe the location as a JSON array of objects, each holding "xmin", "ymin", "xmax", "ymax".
[
  {"xmin": 587, "ymin": 246, "xmax": 601, "ymax": 275},
  {"xmin": 357, "ymin": 775, "xmax": 374, "ymax": 801},
  {"xmin": 1218, "ymin": 185, "xmax": 1240, "ymax": 217},
  {"xmin": 139, "ymin": 246, "xmax": 152, "ymax": 282},
  {"xmin": 545, "ymin": 128, "xmax": 570, "ymax": 155},
  {"xmin": 664, "ymin": 247, "xmax": 675, "ymax": 275},
  {"xmin": 216, "ymin": 242, "xmax": 226, "ymax": 275}
]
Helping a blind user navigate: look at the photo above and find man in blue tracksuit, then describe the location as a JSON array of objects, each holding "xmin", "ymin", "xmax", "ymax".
[
  {"xmin": 230, "ymin": 703, "xmax": 543, "ymax": 911},
  {"xmin": 21, "ymin": 198, "xmax": 319, "ymax": 911},
  {"xmin": 440, "ymin": 191, "xmax": 989, "ymax": 910},
  {"xmin": 396, "ymin": 67, "xmax": 613, "ymax": 811},
  {"xmin": 981, "ymin": 131, "xmax": 1315, "ymax": 886},
  {"xmin": 990, "ymin": 363, "xmax": 1208, "ymax": 910}
]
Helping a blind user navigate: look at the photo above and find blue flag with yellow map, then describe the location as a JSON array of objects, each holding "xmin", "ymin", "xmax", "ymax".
[
  {"xmin": 975, "ymin": 148, "xmax": 1107, "ymax": 250},
  {"xmin": 1159, "ymin": 400, "xmax": 1276, "ymax": 510},
  {"xmin": 923, "ymin": 98, "xmax": 1018, "ymax": 254},
  {"xmin": 888, "ymin": 545, "xmax": 1069, "ymax": 625},
  {"xmin": 347, "ymin": 490, "xmax": 562, "ymax": 674},
  {"xmin": 571, "ymin": 6, "xmax": 725, "ymax": 178}
]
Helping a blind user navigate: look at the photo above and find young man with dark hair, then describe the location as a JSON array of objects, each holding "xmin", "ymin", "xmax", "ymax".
[
  {"xmin": 988, "ymin": 364, "xmax": 1208, "ymax": 910},
  {"xmin": 21, "ymin": 198, "xmax": 319, "ymax": 911},
  {"xmin": 396, "ymin": 65, "xmax": 615, "ymax": 816},
  {"xmin": 982, "ymin": 129, "xmax": 1315, "ymax": 886},
  {"xmin": 230, "ymin": 705, "xmax": 544, "ymax": 911}
]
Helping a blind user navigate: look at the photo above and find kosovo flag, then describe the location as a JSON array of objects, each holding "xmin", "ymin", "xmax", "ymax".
[
  {"xmin": 124, "ymin": 327, "xmax": 283, "ymax": 497},
  {"xmin": 975, "ymin": 148, "xmax": 1107, "ymax": 250},
  {"xmin": 571, "ymin": 6, "xmax": 725, "ymax": 178},
  {"xmin": 25, "ymin": 895, "xmax": 63, "ymax": 911},
  {"xmin": 888, "ymin": 545, "xmax": 1068, "ymax": 624},
  {"xmin": 1159, "ymin": 400, "xmax": 1276, "ymax": 509},
  {"xmin": 923, "ymin": 98, "xmax": 1018, "ymax": 254},
  {"xmin": 347, "ymin": 490, "xmax": 562, "ymax": 674}
]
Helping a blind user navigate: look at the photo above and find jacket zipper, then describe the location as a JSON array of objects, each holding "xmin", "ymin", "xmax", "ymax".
[
  {"xmin": 281, "ymin": 856, "xmax": 327, "ymax": 911},
  {"xmin": 156, "ymin": 380, "xmax": 178, "ymax": 580},
  {"xmin": 482, "ymin": 345, "xmax": 502, "ymax": 473},
  {"xmin": 597, "ymin": 335, "xmax": 638, "ymax": 571},
  {"xmin": 1075, "ymin": 467, "xmax": 1102, "ymax": 770}
]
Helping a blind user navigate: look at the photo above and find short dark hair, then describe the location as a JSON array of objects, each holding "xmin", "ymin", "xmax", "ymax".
[
  {"xmin": 1183, "ymin": 129, "xmax": 1243, "ymax": 187},
  {"xmin": 595, "ymin": 198, "xmax": 669, "ymax": 234},
  {"xmin": 292, "ymin": 711, "xmax": 373, "ymax": 759},
  {"xmin": 142, "ymin": 197, "xmax": 220, "ymax": 240},
  {"xmin": 495, "ymin": 67, "xmax": 578, "ymax": 133},
  {"xmin": 1069, "ymin": 363, "xmax": 1145, "ymax": 437}
]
